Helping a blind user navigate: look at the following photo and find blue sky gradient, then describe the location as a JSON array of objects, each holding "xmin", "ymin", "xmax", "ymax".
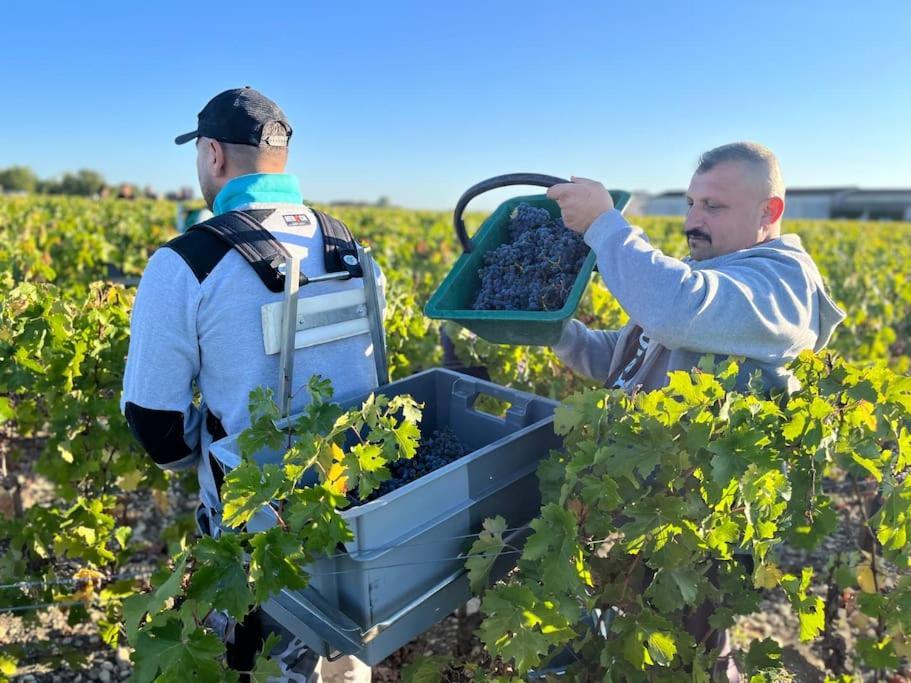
[{"xmin": 1, "ymin": 1, "xmax": 908, "ymax": 209}]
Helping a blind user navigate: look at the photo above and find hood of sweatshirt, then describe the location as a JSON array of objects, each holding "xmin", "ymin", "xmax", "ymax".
[{"xmin": 687, "ymin": 233, "xmax": 846, "ymax": 351}]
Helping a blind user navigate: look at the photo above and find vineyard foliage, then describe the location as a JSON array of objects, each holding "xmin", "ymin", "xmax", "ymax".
[{"xmin": 1, "ymin": 195, "xmax": 910, "ymax": 681}]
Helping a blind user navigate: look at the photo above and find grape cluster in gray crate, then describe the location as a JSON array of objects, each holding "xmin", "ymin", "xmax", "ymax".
[
  {"xmin": 472, "ymin": 203, "xmax": 589, "ymax": 311},
  {"xmin": 354, "ymin": 427, "xmax": 468, "ymax": 504}
]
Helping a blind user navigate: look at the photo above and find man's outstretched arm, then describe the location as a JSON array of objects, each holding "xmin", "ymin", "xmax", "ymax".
[
  {"xmin": 547, "ymin": 178, "xmax": 827, "ymax": 360},
  {"xmin": 582, "ymin": 211, "xmax": 820, "ymax": 359},
  {"xmin": 552, "ymin": 319, "xmax": 622, "ymax": 383}
]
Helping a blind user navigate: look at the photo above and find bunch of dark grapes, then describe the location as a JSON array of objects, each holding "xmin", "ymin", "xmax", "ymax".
[
  {"xmin": 353, "ymin": 427, "xmax": 468, "ymax": 504},
  {"xmin": 472, "ymin": 203, "xmax": 589, "ymax": 311}
]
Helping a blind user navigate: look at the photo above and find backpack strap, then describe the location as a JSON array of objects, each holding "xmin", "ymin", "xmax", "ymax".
[
  {"xmin": 189, "ymin": 209, "xmax": 364, "ymax": 291},
  {"xmin": 189, "ymin": 211, "xmax": 289, "ymax": 292},
  {"xmin": 311, "ymin": 209, "xmax": 364, "ymax": 278}
]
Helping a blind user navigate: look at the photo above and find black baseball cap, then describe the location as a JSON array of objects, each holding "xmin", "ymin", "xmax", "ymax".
[{"xmin": 174, "ymin": 86, "xmax": 292, "ymax": 147}]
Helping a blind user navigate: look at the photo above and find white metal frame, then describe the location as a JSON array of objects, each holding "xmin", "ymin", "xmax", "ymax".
[{"xmin": 272, "ymin": 246, "xmax": 388, "ymax": 418}]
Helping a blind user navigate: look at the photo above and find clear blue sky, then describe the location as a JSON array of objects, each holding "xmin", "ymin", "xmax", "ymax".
[{"xmin": 1, "ymin": 1, "xmax": 908, "ymax": 209}]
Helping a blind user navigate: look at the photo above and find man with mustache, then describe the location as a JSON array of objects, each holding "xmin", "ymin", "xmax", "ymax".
[
  {"xmin": 547, "ymin": 142, "xmax": 845, "ymax": 394},
  {"xmin": 546, "ymin": 142, "xmax": 845, "ymax": 681}
]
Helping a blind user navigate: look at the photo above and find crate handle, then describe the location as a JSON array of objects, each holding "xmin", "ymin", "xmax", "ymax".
[
  {"xmin": 453, "ymin": 173, "xmax": 569, "ymax": 253},
  {"xmin": 263, "ymin": 585, "xmax": 366, "ymax": 656},
  {"xmin": 451, "ymin": 376, "xmax": 535, "ymax": 428}
]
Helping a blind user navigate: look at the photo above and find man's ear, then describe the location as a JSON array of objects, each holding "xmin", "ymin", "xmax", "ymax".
[
  {"xmin": 209, "ymin": 140, "xmax": 227, "ymax": 178},
  {"xmin": 762, "ymin": 196, "xmax": 785, "ymax": 227}
]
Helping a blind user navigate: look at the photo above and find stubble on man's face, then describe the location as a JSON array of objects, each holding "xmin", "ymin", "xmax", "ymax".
[
  {"xmin": 199, "ymin": 173, "xmax": 218, "ymax": 211},
  {"xmin": 684, "ymin": 161, "xmax": 768, "ymax": 261}
]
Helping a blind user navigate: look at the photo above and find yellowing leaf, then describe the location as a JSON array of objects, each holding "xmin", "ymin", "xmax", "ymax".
[
  {"xmin": 646, "ymin": 631, "xmax": 677, "ymax": 666},
  {"xmin": 326, "ymin": 460, "xmax": 348, "ymax": 495},
  {"xmin": 0, "ymin": 653, "xmax": 17, "ymax": 677},
  {"xmin": 58, "ymin": 443, "xmax": 74, "ymax": 463},
  {"xmin": 754, "ymin": 563, "xmax": 783, "ymax": 589},
  {"xmin": 152, "ymin": 489, "xmax": 170, "ymax": 513},
  {"xmin": 857, "ymin": 564, "xmax": 876, "ymax": 594},
  {"xmin": 73, "ymin": 567, "xmax": 105, "ymax": 603},
  {"xmin": 893, "ymin": 634, "xmax": 911, "ymax": 659},
  {"xmin": 117, "ymin": 470, "xmax": 143, "ymax": 491}
]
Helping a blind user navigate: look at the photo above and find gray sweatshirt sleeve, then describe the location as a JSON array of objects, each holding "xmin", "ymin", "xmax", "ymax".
[
  {"xmin": 121, "ymin": 248, "xmax": 204, "ymax": 470},
  {"xmin": 582, "ymin": 210, "xmax": 821, "ymax": 360},
  {"xmin": 552, "ymin": 319, "xmax": 621, "ymax": 383}
]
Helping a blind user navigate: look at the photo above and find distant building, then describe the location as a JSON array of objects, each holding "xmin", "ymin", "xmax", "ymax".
[
  {"xmin": 622, "ymin": 192, "xmax": 651, "ymax": 216},
  {"xmin": 642, "ymin": 187, "xmax": 911, "ymax": 221},
  {"xmin": 643, "ymin": 191, "xmax": 688, "ymax": 217}
]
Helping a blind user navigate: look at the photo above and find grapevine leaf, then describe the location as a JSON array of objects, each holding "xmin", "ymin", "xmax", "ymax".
[
  {"xmin": 797, "ymin": 597, "xmax": 825, "ymax": 642},
  {"xmin": 521, "ymin": 504, "xmax": 589, "ymax": 593},
  {"xmin": 646, "ymin": 630, "xmax": 677, "ymax": 666},
  {"xmin": 388, "ymin": 394, "xmax": 423, "ymax": 426},
  {"xmin": 249, "ymin": 527, "xmax": 309, "ymax": 603},
  {"xmin": 401, "ymin": 654, "xmax": 451, "ymax": 682},
  {"xmin": 221, "ymin": 461, "xmax": 286, "ymax": 528},
  {"xmin": 579, "ymin": 474, "xmax": 621, "ymax": 512},
  {"xmin": 250, "ymin": 633, "xmax": 283, "ymax": 683},
  {"xmin": 745, "ymin": 637, "xmax": 782, "ymax": 671},
  {"xmin": 0, "ymin": 397, "xmax": 13, "ymax": 425},
  {"xmin": 237, "ymin": 387, "xmax": 285, "ymax": 458},
  {"xmin": 478, "ymin": 585, "xmax": 567, "ymax": 673},
  {"xmin": 856, "ymin": 564, "xmax": 876, "ymax": 594},
  {"xmin": 285, "ymin": 486, "xmax": 353, "ymax": 553},
  {"xmin": 647, "ymin": 568, "xmax": 703, "ymax": 612},
  {"xmin": 122, "ymin": 552, "xmax": 188, "ymax": 643},
  {"xmin": 623, "ymin": 629, "xmax": 651, "ymax": 670},
  {"xmin": 0, "ymin": 653, "xmax": 17, "ymax": 679},
  {"xmin": 753, "ymin": 563, "xmax": 783, "ymax": 590},
  {"xmin": 466, "ymin": 516, "xmax": 507, "ymax": 593},
  {"xmin": 392, "ymin": 419, "xmax": 422, "ymax": 461},
  {"xmin": 307, "ymin": 374, "xmax": 335, "ymax": 403},
  {"xmin": 187, "ymin": 535, "xmax": 254, "ymax": 621},
  {"xmin": 344, "ymin": 442, "xmax": 390, "ymax": 499},
  {"xmin": 856, "ymin": 637, "xmax": 900, "ymax": 670},
  {"xmin": 133, "ymin": 617, "xmax": 228, "ymax": 683}
]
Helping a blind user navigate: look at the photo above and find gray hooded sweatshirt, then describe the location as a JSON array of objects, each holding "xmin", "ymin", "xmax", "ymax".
[{"xmin": 553, "ymin": 210, "xmax": 846, "ymax": 393}]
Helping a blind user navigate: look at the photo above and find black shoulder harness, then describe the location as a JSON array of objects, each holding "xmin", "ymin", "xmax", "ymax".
[{"xmin": 166, "ymin": 208, "xmax": 362, "ymax": 290}]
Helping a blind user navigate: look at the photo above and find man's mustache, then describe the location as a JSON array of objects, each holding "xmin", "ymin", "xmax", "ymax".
[{"xmin": 685, "ymin": 229, "xmax": 712, "ymax": 243}]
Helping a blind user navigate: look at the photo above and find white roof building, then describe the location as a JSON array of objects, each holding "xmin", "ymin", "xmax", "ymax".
[{"xmin": 640, "ymin": 187, "xmax": 911, "ymax": 221}]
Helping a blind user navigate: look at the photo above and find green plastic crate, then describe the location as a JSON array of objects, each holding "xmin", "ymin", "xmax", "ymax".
[{"xmin": 425, "ymin": 177, "xmax": 630, "ymax": 346}]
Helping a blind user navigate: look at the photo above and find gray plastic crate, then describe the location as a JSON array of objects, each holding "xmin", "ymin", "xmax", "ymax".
[
  {"xmin": 208, "ymin": 368, "xmax": 561, "ymax": 664},
  {"xmin": 263, "ymin": 506, "xmax": 532, "ymax": 665}
]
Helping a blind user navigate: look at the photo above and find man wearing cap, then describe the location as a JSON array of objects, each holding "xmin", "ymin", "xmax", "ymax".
[{"xmin": 121, "ymin": 87, "xmax": 375, "ymax": 682}]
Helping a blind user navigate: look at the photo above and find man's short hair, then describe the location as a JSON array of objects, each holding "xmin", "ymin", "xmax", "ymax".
[
  {"xmin": 696, "ymin": 142, "xmax": 785, "ymax": 198},
  {"xmin": 223, "ymin": 123, "xmax": 289, "ymax": 171}
]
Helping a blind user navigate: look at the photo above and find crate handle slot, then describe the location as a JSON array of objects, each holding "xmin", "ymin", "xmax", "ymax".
[
  {"xmin": 470, "ymin": 394, "xmax": 513, "ymax": 420},
  {"xmin": 453, "ymin": 173, "xmax": 569, "ymax": 253},
  {"xmin": 451, "ymin": 376, "xmax": 535, "ymax": 428}
]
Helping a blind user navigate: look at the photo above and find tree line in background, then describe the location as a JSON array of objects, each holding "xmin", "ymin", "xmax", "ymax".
[
  {"xmin": 0, "ymin": 165, "xmax": 398, "ymax": 207},
  {"xmin": 0, "ymin": 165, "xmax": 194, "ymax": 200}
]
